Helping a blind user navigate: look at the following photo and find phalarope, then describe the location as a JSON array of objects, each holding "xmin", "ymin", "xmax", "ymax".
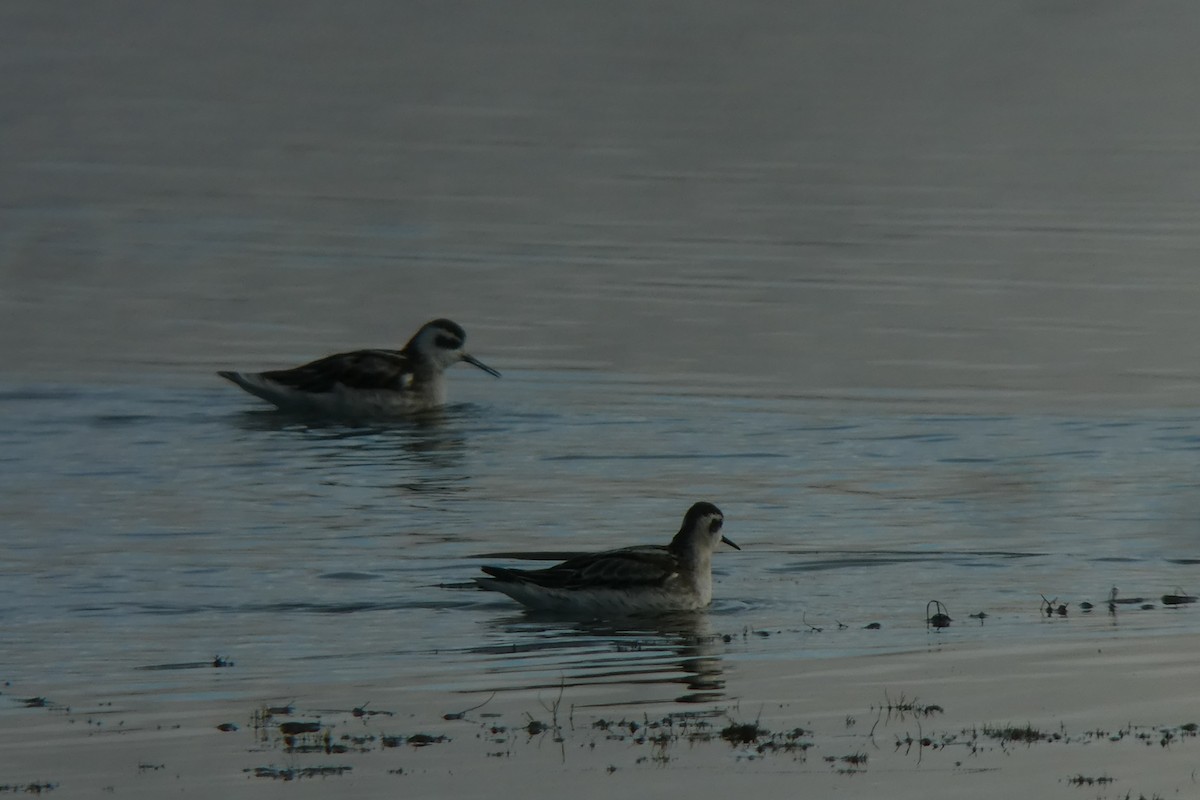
[
  {"xmin": 218, "ymin": 318, "xmax": 500, "ymax": 416},
  {"xmin": 476, "ymin": 502, "xmax": 739, "ymax": 615}
]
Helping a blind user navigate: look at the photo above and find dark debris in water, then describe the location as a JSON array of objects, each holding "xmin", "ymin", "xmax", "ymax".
[
  {"xmin": 590, "ymin": 711, "xmax": 812, "ymax": 764},
  {"xmin": 822, "ymin": 752, "xmax": 869, "ymax": 775},
  {"xmin": 248, "ymin": 765, "xmax": 351, "ymax": 781},
  {"xmin": 926, "ymin": 600, "xmax": 952, "ymax": 629},
  {"xmin": 524, "ymin": 719, "xmax": 549, "ymax": 736},
  {"xmin": 1041, "ymin": 595, "xmax": 1068, "ymax": 617},
  {"xmin": 260, "ymin": 719, "xmax": 332, "ymax": 755},
  {"xmin": 408, "ymin": 733, "xmax": 450, "ymax": 746},
  {"xmin": 381, "ymin": 733, "xmax": 450, "ymax": 748},
  {"xmin": 135, "ymin": 655, "xmax": 233, "ymax": 671},
  {"xmin": 983, "ymin": 724, "xmax": 1053, "ymax": 744},
  {"xmin": 352, "ymin": 702, "xmax": 393, "ymax": 718},
  {"xmin": 12, "ymin": 695, "xmax": 70, "ymax": 713},
  {"xmin": 871, "ymin": 692, "xmax": 944, "ymax": 722},
  {"xmin": 0, "ymin": 783, "xmax": 57, "ymax": 794},
  {"xmin": 721, "ymin": 721, "xmax": 769, "ymax": 745},
  {"xmin": 443, "ymin": 692, "xmax": 495, "ymax": 721},
  {"xmin": 217, "ymin": 694, "xmax": 1200, "ymax": 779},
  {"xmin": 1162, "ymin": 586, "xmax": 1197, "ymax": 606}
]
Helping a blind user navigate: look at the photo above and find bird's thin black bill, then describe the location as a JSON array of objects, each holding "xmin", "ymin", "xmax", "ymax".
[
  {"xmin": 463, "ymin": 354, "xmax": 501, "ymax": 377},
  {"xmin": 721, "ymin": 536, "xmax": 741, "ymax": 551}
]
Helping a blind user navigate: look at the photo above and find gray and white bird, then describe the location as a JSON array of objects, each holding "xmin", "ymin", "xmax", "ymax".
[
  {"xmin": 218, "ymin": 318, "xmax": 499, "ymax": 417},
  {"xmin": 476, "ymin": 502, "xmax": 739, "ymax": 615}
]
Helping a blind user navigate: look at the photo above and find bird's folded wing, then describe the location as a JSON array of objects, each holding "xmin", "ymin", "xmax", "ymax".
[
  {"xmin": 542, "ymin": 547, "xmax": 679, "ymax": 590},
  {"xmin": 263, "ymin": 349, "xmax": 411, "ymax": 392}
]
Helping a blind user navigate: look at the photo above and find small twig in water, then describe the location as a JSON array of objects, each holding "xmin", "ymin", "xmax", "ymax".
[
  {"xmin": 1040, "ymin": 595, "xmax": 1068, "ymax": 617},
  {"xmin": 926, "ymin": 600, "xmax": 951, "ymax": 629},
  {"xmin": 443, "ymin": 692, "xmax": 496, "ymax": 721}
]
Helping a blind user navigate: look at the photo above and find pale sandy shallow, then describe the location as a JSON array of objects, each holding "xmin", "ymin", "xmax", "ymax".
[{"xmin": 4, "ymin": 630, "xmax": 1198, "ymax": 799}]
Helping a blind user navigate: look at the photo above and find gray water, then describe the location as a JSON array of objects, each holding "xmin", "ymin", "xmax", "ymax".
[{"xmin": 4, "ymin": 1, "xmax": 1200, "ymax": 714}]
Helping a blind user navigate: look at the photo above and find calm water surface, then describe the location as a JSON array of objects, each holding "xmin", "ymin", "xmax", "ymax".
[
  {"xmin": 4, "ymin": 0, "xmax": 1200, "ymax": 721},
  {"xmin": 3, "ymin": 375, "xmax": 1200, "ymax": 709}
]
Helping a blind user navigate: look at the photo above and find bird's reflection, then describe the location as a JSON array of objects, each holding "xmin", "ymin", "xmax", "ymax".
[
  {"xmin": 470, "ymin": 610, "xmax": 729, "ymax": 705},
  {"xmin": 228, "ymin": 403, "xmax": 481, "ymax": 498}
]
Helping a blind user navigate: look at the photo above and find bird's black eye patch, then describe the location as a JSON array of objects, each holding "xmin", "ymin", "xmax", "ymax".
[
  {"xmin": 710, "ymin": 517, "xmax": 723, "ymax": 533},
  {"xmin": 436, "ymin": 335, "xmax": 462, "ymax": 350}
]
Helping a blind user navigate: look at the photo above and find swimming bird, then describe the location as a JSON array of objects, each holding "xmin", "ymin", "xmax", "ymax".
[
  {"xmin": 476, "ymin": 502, "xmax": 739, "ymax": 615},
  {"xmin": 218, "ymin": 318, "xmax": 500, "ymax": 416}
]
